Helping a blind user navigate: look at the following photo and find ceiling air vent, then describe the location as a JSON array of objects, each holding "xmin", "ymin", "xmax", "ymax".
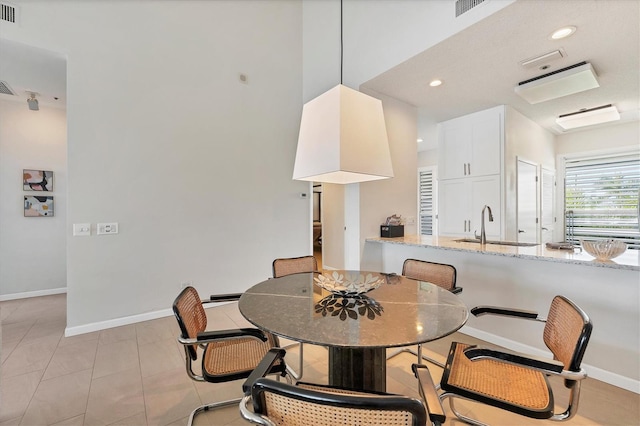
[
  {"xmin": 0, "ymin": 80, "xmax": 16, "ymax": 96},
  {"xmin": 515, "ymin": 61, "xmax": 599, "ymax": 104},
  {"xmin": 1, "ymin": 2, "xmax": 18, "ymax": 24},
  {"xmin": 456, "ymin": 0, "xmax": 485, "ymax": 17}
]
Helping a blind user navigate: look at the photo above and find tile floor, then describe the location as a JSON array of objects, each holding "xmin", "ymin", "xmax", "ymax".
[{"xmin": 1, "ymin": 294, "xmax": 638, "ymax": 425}]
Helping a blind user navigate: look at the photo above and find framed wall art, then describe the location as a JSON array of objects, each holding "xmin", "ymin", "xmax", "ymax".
[
  {"xmin": 23, "ymin": 169, "xmax": 53, "ymax": 191},
  {"xmin": 24, "ymin": 196, "xmax": 54, "ymax": 217}
]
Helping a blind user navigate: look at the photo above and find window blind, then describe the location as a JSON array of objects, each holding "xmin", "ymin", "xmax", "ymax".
[
  {"xmin": 419, "ymin": 169, "xmax": 434, "ymax": 235},
  {"xmin": 564, "ymin": 152, "xmax": 640, "ymax": 249}
]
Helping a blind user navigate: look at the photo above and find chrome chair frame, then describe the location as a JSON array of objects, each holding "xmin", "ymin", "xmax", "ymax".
[
  {"xmin": 438, "ymin": 295, "xmax": 592, "ymax": 425},
  {"xmin": 173, "ymin": 288, "xmax": 289, "ymax": 426}
]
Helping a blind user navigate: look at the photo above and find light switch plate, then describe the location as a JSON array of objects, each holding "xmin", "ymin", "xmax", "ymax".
[
  {"xmin": 73, "ymin": 223, "xmax": 91, "ymax": 236},
  {"xmin": 97, "ymin": 222, "xmax": 118, "ymax": 235}
]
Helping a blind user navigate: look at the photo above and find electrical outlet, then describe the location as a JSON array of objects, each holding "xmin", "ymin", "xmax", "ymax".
[{"xmin": 97, "ymin": 222, "xmax": 118, "ymax": 235}]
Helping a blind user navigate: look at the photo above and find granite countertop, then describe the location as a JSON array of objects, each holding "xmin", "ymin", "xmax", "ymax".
[{"xmin": 366, "ymin": 235, "xmax": 640, "ymax": 271}]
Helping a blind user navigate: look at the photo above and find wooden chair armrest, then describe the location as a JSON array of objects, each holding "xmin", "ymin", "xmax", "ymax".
[{"xmin": 412, "ymin": 364, "xmax": 446, "ymax": 425}]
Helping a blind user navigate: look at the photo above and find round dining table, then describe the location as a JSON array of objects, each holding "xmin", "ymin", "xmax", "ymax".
[{"xmin": 239, "ymin": 270, "xmax": 468, "ymax": 392}]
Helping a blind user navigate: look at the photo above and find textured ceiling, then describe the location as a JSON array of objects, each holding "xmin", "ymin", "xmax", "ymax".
[{"xmin": 362, "ymin": 0, "xmax": 640, "ymax": 148}]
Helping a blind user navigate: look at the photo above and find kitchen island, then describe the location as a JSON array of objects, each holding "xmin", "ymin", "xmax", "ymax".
[{"xmin": 364, "ymin": 235, "xmax": 639, "ymax": 393}]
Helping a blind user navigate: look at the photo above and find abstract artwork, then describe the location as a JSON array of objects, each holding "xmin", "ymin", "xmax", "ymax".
[
  {"xmin": 24, "ymin": 196, "xmax": 54, "ymax": 217},
  {"xmin": 23, "ymin": 169, "xmax": 53, "ymax": 191}
]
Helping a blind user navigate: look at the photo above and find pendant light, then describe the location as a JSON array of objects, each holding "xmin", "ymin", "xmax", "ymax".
[{"xmin": 292, "ymin": 0, "xmax": 393, "ymax": 184}]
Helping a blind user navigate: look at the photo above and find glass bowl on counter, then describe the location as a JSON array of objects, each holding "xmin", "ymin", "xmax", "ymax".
[{"xmin": 581, "ymin": 239, "xmax": 627, "ymax": 261}]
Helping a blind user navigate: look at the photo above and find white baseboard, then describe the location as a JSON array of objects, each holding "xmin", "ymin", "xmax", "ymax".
[
  {"xmin": 64, "ymin": 300, "xmax": 236, "ymax": 337},
  {"xmin": 0, "ymin": 287, "xmax": 66, "ymax": 301},
  {"xmin": 65, "ymin": 308, "xmax": 175, "ymax": 337},
  {"xmin": 460, "ymin": 326, "xmax": 640, "ymax": 394}
]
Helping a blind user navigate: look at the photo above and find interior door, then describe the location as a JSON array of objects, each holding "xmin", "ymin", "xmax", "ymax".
[
  {"xmin": 517, "ymin": 159, "xmax": 538, "ymax": 243},
  {"xmin": 541, "ymin": 168, "xmax": 556, "ymax": 243}
]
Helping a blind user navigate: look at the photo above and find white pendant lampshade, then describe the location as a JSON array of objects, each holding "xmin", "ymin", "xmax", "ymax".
[{"xmin": 292, "ymin": 84, "xmax": 394, "ymax": 184}]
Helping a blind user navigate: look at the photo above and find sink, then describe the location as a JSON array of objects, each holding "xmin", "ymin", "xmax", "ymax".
[{"xmin": 454, "ymin": 238, "xmax": 539, "ymax": 247}]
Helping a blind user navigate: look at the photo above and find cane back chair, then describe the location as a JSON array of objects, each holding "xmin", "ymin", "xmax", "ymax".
[
  {"xmin": 388, "ymin": 258, "xmax": 462, "ymax": 366},
  {"xmin": 270, "ymin": 255, "xmax": 318, "ymax": 380},
  {"xmin": 173, "ymin": 286, "xmax": 288, "ymax": 425},
  {"xmin": 439, "ymin": 295, "xmax": 592, "ymax": 425},
  {"xmin": 272, "ymin": 255, "xmax": 318, "ymax": 279},
  {"xmin": 240, "ymin": 348, "xmax": 447, "ymax": 426}
]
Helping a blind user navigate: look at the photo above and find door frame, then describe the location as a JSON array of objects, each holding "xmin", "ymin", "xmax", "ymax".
[{"xmin": 516, "ymin": 157, "xmax": 540, "ymax": 243}]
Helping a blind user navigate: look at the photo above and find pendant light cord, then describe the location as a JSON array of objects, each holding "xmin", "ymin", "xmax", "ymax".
[{"xmin": 340, "ymin": 0, "xmax": 343, "ymax": 85}]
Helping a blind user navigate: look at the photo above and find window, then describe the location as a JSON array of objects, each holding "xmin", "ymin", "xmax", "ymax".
[
  {"xmin": 564, "ymin": 152, "xmax": 640, "ymax": 249},
  {"xmin": 418, "ymin": 167, "xmax": 437, "ymax": 236}
]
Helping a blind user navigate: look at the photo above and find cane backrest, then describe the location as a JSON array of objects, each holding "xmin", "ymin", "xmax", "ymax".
[
  {"xmin": 252, "ymin": 379, "xmax": 427, "ymax": 426},
  {"xmin": 173, "ymin": 286, "xmax": 207, "ymax": 360},
  {"xmin": 402, "ymin": 259, "xmax": 457, "ymax": 292},
  {"xmin": 543, "ymin": 295, "xmax": 592, "ymax": 372},
  {"xmin": 273, "ymin": 255, "xmax": 318, "ymax": 278}
]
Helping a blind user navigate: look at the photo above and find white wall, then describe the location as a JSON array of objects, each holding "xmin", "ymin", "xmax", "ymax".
[
  {"xmin": 0, "ymin": 100, "xmax": 67, "ymax": 297},
  {"xmin": 417, "ymin": 149, "xmax": 438, "ymax": 168},
  {"xmin": 504, "ymin": 106, "xmax": 556, "ymax": 240},
  {"xmin": 555, "ymin": 121, "xmax": 640, "ymax": 155},
  {"xmin": 1, "ymin": 0, "xmax": 307, "ymax": 333},
  {"xmin": 360, "ymin": 91, "xmax": 418, "ymax": 270}
]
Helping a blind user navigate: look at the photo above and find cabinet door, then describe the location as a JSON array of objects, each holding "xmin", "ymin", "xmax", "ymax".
[
  {"xmin": 439, "ymin": 106, "xmax": 502, "ymax": 180},
  {"xmin": 439, "ymin": 179, "xmax": 470, "ymax": 236},
  {"xmin": 470, "ymin": 175, "xmax": 501, "ymax": 239},
  {"xmin": 470, "ymin": 115, "xmax": 501, "ymax": 177},
  {"xmin": 439, "ymin": 124, "xmax": 470, "ymax": 180}
]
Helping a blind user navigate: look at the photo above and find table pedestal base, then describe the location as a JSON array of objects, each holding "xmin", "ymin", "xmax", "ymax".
[{"xmin": 328, "ymin": 347, "xmax": 386, "ymax": 392}]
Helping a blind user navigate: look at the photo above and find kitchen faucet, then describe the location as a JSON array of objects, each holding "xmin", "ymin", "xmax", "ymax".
[{"xmin": 475, "ymin": 205, "xmax": 494, "ymax": 244}]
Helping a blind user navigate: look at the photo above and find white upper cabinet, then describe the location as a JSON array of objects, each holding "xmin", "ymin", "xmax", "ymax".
[
  {"xmin": 438, "ymin": 106, "xmax": 503, "ymax": 180},
  {"xmin": 438, "ymin": 105, "xmax": 505, "ymax": 239}
]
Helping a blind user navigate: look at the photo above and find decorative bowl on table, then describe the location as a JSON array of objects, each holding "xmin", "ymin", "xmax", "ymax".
[
  {"xmin": 314, "ymin": 271, "xmax": 384, "ymax": 295},
  {"xmin": 581, "ymin": 239, "xmax": 627, "ymax": 260}
]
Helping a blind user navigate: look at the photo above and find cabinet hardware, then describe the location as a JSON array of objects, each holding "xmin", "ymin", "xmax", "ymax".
[
  {"xmin": 467, "ymin": 163, "xmax": 471, "ymax": 175},
  {"xmin": 518, "ymin": 229, "xmax": 526, "ymax": 233}
]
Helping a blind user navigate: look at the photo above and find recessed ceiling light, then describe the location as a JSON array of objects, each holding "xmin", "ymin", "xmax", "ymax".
[
  {"xmin": 429, "ymin": 79, "xmax": 442, "ymax": 87},
  {"xmin": 550, "ymin": 26, "xmax": 576, "ymax": 40}
]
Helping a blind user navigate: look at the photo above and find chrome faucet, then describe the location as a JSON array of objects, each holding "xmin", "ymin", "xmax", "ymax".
[{"xmin": 475, "ymin": 205, "xmax": 494, "ymax": 244}]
